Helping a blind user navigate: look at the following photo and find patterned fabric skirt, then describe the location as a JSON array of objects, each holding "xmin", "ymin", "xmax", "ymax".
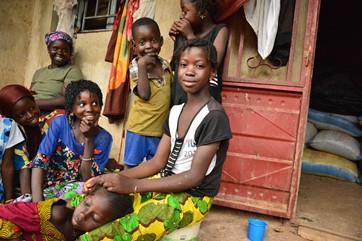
[{"xmin": 80, "ymin": 191, "xmax": 213, "ymax": 241}]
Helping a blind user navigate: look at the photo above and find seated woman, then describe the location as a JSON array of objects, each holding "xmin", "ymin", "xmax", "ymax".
[
  {"xmin": 0, "ymin": 186, "xmax": 133, "ymax": 241},
  {"xmin": 31, "ymin": 80, "xmax": 113, "ymax": 202},
  {"xmin": 81, "ymin": 40, "xmax": 232, "ymax": 240},
  {"xmin": 30, "ymin": 31, "xmax": 83, "ymax": 112}
]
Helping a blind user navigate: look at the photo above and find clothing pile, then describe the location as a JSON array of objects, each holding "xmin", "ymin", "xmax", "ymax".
[{"xmin": 302, "ymin": 108, "xmax": 362, "ymax": 183}]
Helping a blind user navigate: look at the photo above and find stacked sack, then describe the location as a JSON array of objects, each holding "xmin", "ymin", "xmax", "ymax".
[{"xmin": 302, "ymin": 108, "xmax": 361, "ymax": 183}]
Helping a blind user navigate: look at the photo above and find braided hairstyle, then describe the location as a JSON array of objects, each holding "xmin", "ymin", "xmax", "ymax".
[{"xmin": 64, "ymin": 80, "xmax": 103, "ymax": 114}]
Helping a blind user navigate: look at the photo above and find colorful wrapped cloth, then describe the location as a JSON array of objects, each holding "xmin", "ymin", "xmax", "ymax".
[
  {"xmin": 80, "ymin": 191, "xmax": 212, "ymax": 241},
  {"xmin": 0, "ymin": 198, "xmax": 65, "ymax": 241},
  {"xmin": 102, "ymin": 0, "xmax": 139, "ymax": 119},
  {"xmin": 44, "ymin": 31, "xmax": 73, "ymax": 48}
]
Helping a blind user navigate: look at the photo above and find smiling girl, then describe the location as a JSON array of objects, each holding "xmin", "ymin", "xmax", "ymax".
[
  {"xmin": 81, "ymin": 39, "xmax": 231, "ymax": 240},
  {"xmin": 31, "ymin": 80, "xmax": 112, "ymax": 202}
]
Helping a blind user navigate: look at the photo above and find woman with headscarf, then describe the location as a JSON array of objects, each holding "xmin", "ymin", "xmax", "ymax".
[
  {"xmin": 30, "ymin": 31, "xmax": 83, "ymax": 112},
  {"xmin": 0, "ymin": 85, "xmax": 63, "ymax": 203}
]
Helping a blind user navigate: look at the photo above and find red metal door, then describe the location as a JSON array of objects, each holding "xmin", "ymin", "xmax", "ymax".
[{"xmin": 214, "ymin": 0, "xmax": 321, "ymax": 218}]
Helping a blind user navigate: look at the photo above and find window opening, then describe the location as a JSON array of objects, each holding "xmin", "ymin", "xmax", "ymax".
[{"xmin": 75, "ymin": 0, "xmax": 119, "ymax": 32}]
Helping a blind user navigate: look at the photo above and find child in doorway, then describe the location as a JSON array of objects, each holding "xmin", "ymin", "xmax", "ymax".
[
  {"xmin": 81, "ymin": 39, "xmax": 232, "ymax": 241},
  {"xmin": 169, "ymin": 0, "xmax": 229, "ymax": 105},
  {"xmin": 124, "ymin": 17, "xmax": 172, "ymax": 168},
  {"xmin": 31, "ymin": 80, "xmax": 113, "ymax": 202},
  {"xmin": 0, "ymin": 186, "xmax": 133, "ymax": 241}
]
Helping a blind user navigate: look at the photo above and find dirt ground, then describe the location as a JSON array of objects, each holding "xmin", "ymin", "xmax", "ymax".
[{"xmin": 198, "ymin": 174, "xmax": 362, "ymax": 241}]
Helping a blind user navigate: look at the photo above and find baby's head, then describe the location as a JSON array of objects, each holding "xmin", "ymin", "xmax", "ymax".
[
  {"xmin": 72, "ymin": 186, "xmax": 133, "ymax": 232},
  {"xmin": 173, "ymin": 39, "xmax": 217, "ymax": 94},
  {"xmin": 45, "ymin": 31, "xmax": 73, "ymax": 67},
  {"xmin": 0, "ymin": 84, "xmax": 40, "ymax": 127},
  {"xmin": 180, "ymin": 0, "xmax": 217, "ymax": 26},
  {"xmin": 65, "ymin": 80, "xmax": 103, "ymax": 122},
  {"xmin": 132, "ymin": 17, "xmax": 163, "ymax": 58}
]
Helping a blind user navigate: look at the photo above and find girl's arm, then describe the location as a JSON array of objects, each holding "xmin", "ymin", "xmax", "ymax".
[
  {"xmin": 31, "ymin": 168, "xmax": 44, "ymax": 201},
  {"xmin": 84, "ymin": 134, "xmax": 171, "ymax": 193},
  {"xmin": 30, "ymin": 117, "xmax": 62, "ymax": 201},
  {"xmin": 121, "ymin": 142, "xmax": 220, "ymax": 194},
  {"xmin": 2, "ymin": 147, "xmax": 15, "ymax": 201},
  {"xmin": 213, "ymin": 26, "xmax": 229, "ymax": 68},
  {"xmin": 87, "ymin": 141, "xmax": 220, "ymax": 194},
  {"xmin": 79, "ymin": 117, "xmax": 99, "ymax": 181}
]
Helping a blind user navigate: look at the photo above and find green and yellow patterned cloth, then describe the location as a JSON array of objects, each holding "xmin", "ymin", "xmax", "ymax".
[{"xmin": 80, "ymin": 191, "xmax": 212, "ymax": 241}]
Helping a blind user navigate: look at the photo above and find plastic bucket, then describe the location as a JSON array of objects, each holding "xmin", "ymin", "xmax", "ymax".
[{"xmin": 247, "ymin": 219, "xmax": 267, "ymax": 241}]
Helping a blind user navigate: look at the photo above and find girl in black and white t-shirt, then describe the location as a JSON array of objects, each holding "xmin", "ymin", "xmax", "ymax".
[{"xmin": 82, "ymin": 39, "xmax": 232, "ymax": 240}]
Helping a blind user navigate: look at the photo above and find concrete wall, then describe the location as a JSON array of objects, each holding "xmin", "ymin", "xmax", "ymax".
[
  {"xmin": 0, "ymin": 1, "xmax": 35, "ymax": 87},
  {"xmin": 0, "ymin": 0, "xmax": 181, "ymax": 162},
  {"xmin": 155, "ymin": 0, "xmax": 180, "ymax": 61}
]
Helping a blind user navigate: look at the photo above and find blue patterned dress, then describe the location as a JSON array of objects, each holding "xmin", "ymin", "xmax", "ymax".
[{"xmin": 30, "ymin": 115, "xmax": 112, "ymax": 198}]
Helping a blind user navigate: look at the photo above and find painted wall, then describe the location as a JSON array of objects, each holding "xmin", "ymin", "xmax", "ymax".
[
  {"xmin": 155, "ymin": 0, "xmax": 181, "ymax": 61},
  {"xmin": 0, "ymin": 0, "xmax": 181, "ymax": 162},
  {"xmin": 0, "ymin": 0, "xmax": 35, "ymax": 87}
]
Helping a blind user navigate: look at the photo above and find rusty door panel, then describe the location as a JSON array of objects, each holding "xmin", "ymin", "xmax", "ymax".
[
  {"xmin": 214, "ymin": 87, "xmax": 301, "ymax": 213},
  {"xmin": 214, "ymin": 0, "xmax": 321, "ymax": 218}
]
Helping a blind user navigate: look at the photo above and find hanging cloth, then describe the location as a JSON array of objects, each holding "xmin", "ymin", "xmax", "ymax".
[
  {"xmin": 102, "ymin": 0, "xmax": 139, "ymax": 119},
  {"xmin": 53, "ymin": 0, "xmax": 78, "ymax": 38},
  {"xmin": 216, "ymin": 0, "xmax": 248, "ymax": 22},
  {"xmin": 244, "ymin": 0, "xmax": 281, "ymax": 59}
]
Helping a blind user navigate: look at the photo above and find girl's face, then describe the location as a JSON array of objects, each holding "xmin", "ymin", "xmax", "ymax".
[
  {"xmin": 72, "ymin": 190, "xmax": 115, "ymax": 232},
  {"xmin": 72, "ymin": 90, "xmax": 101, "ymax": 123},
  {"xmin": 48, "ymin": 39, "xmax": 71, "ymax": 67},
  {"xmin": 12, "ymin": 97, "xmax": 40, "ymax": 127},
  {"xmin": 180, "ymin": 0, "xmax": 202, "ymax": 28},
  {"xmin": 178, "ymin": 46, "xmax": 215, "ymax": 94}
]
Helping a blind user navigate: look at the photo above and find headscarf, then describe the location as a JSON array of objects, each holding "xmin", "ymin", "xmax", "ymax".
[
  {"xmin": 0, "ymin": 85, "xmax": 33, "ymax": 117},
  {"xmin": 44, "ymin": 31, "xmax": 73, "ymax": 48},
  {"xmin": 0, "ymin": 84, "xmax": 41, "ymax": 160}
]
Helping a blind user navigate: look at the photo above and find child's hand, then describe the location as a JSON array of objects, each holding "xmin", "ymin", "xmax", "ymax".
[
  {"xmin": 173, "ymin": 19, "xmax": 194, "ymax": 40},
  {"xmin": 84, "ymin": 173, "xmax": 137, "ymax": 194},
  {"xmin": 169, "ymin": 22, "xmax": 179, "ymax": 41},
  {"xmin": 138, "ymin": 54, "xmax": 158, "ymax": 69},
  {"xmin": 80, "ymin": 115, "xmax": 99, "ymax": 139}
]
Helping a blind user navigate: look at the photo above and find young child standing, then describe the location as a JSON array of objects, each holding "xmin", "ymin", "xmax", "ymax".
[
  {"xmin": 81, "ymin": 39, "xmax": 232, "ymax": 241},
  {"xmin": 124, "ymin": 17, "xmax": 172, "ymax": 168},
  {"xmin": 169, "ymin": 0, "xmax": 229, "ymax": 105},
  {"xmin": 0, "ymin": 186, "xmax": 133, "ymax": 241},
  {"xmin": 31, "ymin": 80, "xmax": 113, "ymax": 202}
]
